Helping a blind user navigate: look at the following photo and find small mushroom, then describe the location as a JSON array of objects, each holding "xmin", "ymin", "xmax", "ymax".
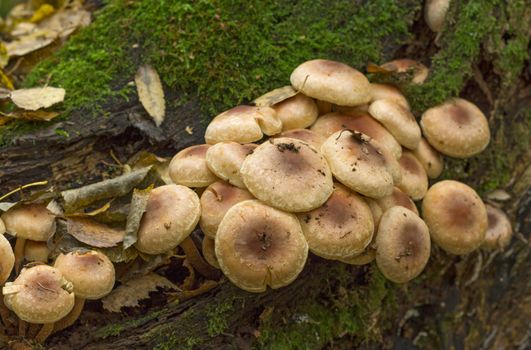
[
  {"xmin": 0, "ymin": 234, "xmax": 14, "ymax": 285},
  {"xmin": 380, "ymin": 59, "xmax": 429, "ymax": 85},
  {"xmin": 365, "ymin": 198, "xmax": 383, "ymax": 230},
  {"xmin": 169, "ymin": 144, "xmax": 217, "ymax": 188},
  {"xmin": 274, "ymin": 129, "xmax": 327, "ymax": 150},
  {"xmin": 411, "ymin": 137, "xmax": 444, "ymax": 179},
  {"xmin": 316, "ymin": 100, "xmax": 333, "ymax": 115},
  {"xmin": 396, "ymin": 151, "xmax": 428, "ymax": 201},
  {"xmin": 202, "ymin": 237, "xmax": 220, "ymax": 269},
  {"xmin": 369, "ymin": 83, "xmax": 410, "ymax": 110},
  {"xmin": 376, "ymin": 187, "xmax": 419, "ymax": 215},
  {"xmin": 425, "ymin": 0, "xmax": 450, "ymax": 32},
  {"xmin": 24, "ymin": 240, "xmax": 50, "ymax": 263},
  {"xmin": 339, "ymin": 247, "xmax": 376, "ymax": 266},
  {"xmin": 205, "ymin": 142, "xmax": 258, "ymax": 189},
  {"xmin": 482, "ymin": 204, "xmax": 512, "ymax": 250},
  {"xmin": 272, "ymin": 93, "xmax": 319, "ymax": 130}
]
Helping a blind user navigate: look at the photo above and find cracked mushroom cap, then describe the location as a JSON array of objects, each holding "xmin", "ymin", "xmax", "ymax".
[
  {"xmin": 412, "ymin": 137, "xmax": 444, "ymax": 179},
  {"xmin": 274, "ymin": 129, "xmax": 327, "ymax": 151},
  {"xmin": 205, "ymin": 142, "xmax": 258, "ymax": 188},
  {"xmin": 2, "ymin": 265, "xmax": 74, "ymax": 324},
  {"xmin": 135, "ymin": 185, "xmax": 201, "ymax": 255},
  {"xmin": 422, "ymin": 180, "xmax": 487, "ymax": 254},
  {"xmin": 199, "ymin": 180, "xmax": 254, "ymax": 238},
  {"xmin": 0, "ymin": 234, "xmax": 14, "ymax": 284},
  {"xmin": 24, "ymin": 240, "xmax": 50, "ymax": 263},
  {"xmin": 290, "ymin": 59, "xmax": 371, "ymax": 106},
  {"xmin": 375, "ymin": 206, "xmax": 431, "ymax": 283},
  {"xmin": 370, "ymin": 83, "xmax": 410, "ymax": 110},
  {"xmin": 241, "ymin": 138, "xmax": 333, "ymax": 212},
  {"xmin": 425, "ymin": 0, "xmax": 450, "ymax": 32},
  {"xmin": 272, "ymin": 93, "xmax": 319, "ymax": 130},
  {"xmin": 482, "ymin": 204, "xmax": 512, "ymax": 250},
  {"xmin": 376, "ymin": 187, "xmax": 419, "ymax": 215},
  {"xmin": 54, "ymin": 250, "xmax": 115, "ymax": 300},
  {"xmin": 205, "ymin": 105, "xmax": 282, "ymax": 144},
  {"xmin": 397, "ymin": 151, "xmax": 428, "ymax": 201},
  {"xmin": 1, "ymin": 203, "xmax": 56, "ymax": 241},
  {"xmin": 215, "ymin": 200, "xmax": 308, "ymax": 292},
  {"xmin": 169, "ymin": 144, "xmax": 217, "ymax": 188},
  {"xmin": 380, "ymin": 59, "xmax": 429, "ymax": 85},
  {"xmin": 298, "ymin": 184, "xmax": 374, "ymax": 260}
]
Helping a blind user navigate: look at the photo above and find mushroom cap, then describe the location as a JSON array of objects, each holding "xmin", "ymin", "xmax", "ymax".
[
  {"xmin": 202, "ymin": 237, "xmax": 220, "ymax": 269},
  {"xmin": 411, "ymin": 137, "xmax": 444, "ymax": 179},
  {"xmin": 24, "ymin": 240, "xmax": 50, "ymax": 263},
  {"xmin": 365, "ymin": 197, "xmax": 383, "ymax": 229},
  {"xmin": 274, "ymin": 129, "xmax": 327, "ymax": 150},
  {"xmin": 334, "ymin": 103, "xmax": 370, "ymax": 115},
  {"xmin": 339, "ymin": 247, "xmax": 376, "ymax": 266},
  {"xmin": 135, "ymin": 185, "xmax": 201, "ymax": 255},
  {"xmin": 290, "ymin": 59, "xmax": 371, "ymax": 106},
  {"xmin": 316, "ymin": 100, "xmax": 333, "ymax": 115},
  {"xmin": 272, "ymin": 93, "xmax": 319, "ymax": 131},
  {"xmin": 0, "ymin": 234, "xmax": 14, "ymax": 284},
  {"xmin": 369, "ymin": 83, "xmax": 410, "ymax": 110},
  {"xmin": 54, "ymin": 250, "xmax": 115, "ymax": 300},
  {"xmin": 199, "ymin": 180, "xmax": 254, "ymax": 238},
  {"xmin": 368, "ymin": 99, "xmax": 421, "ymax": 149},
  {"xmin": 169, "ymin": 144, "xmax": 217, "ymax": 188},
  {"xmin": 0, "ymin": 218, "xmax": 5, "ymax": 235},
  {"xmin": 3, "ymin": 265, "xmax": 74, "ymax": 324},
  {"xmin": 420, "ymin": 98, "xmax": 490, "ymax": 158},
  {"xmin": 1, "ymin": 203, "xmax": 56, "ymax": 241},
  {"xmin": 215, "ymin": 200, "xmax": 308, "ymax": 292},
  {"xmin": 397, "ymin": 151, "xmax": 428, "ymax": 201},
  {"xmin": 205, "ymin": 105, "xmax": 282, "ymax": 144},
  {"xmin": 310, "ymin": 112, "xmax": 402, "ymax": 159},
  {"xmin": 375, "ymin": 206, "xmax": 431, "ymax": 283},
  {"xmin": 321, "ymin": 130, "xmax": 394, "ymax": 199},
  {"xmin": 422, "ymin": 180, "xmax": 487, "ymax": 254},
  {"xmin": 380, "ymin": 59, "xmax": 429, "ymax": 85},
  {"xmin": 205, "ymin": 142, "xmax": 258, "ymax": 188},
  {"xmin": 376, "ymin": 187, "xmax": 419, "ymax": 215},
  {"xmin": 482, "ymin": 204, "xmax": 512, "ymax": 250},
  {"xmin": 297, "ymin": 184, "xmax": 374, "ymax": 260},
  {"xmin": 425, "ymin": 0, "xmax": 450, "ymax": 32},
  {"xmin": 241, "ymin": 138, "xmax": 333, "ymax": 212}
]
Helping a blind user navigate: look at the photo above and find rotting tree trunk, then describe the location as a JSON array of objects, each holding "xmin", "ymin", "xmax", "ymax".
[{"xmin": 0, "ymin": 0, "xmax": 530, "ymax": 349}]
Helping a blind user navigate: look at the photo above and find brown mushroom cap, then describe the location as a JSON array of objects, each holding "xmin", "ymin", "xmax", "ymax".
[
  {"xmin": 241, "ymin": 138, "xmax": 333, "ymax": 212},
  {"xmin": 24, "ymin": 240, "xmax": 50, "ymax": 263},
  {"xmin": 297, "ymin": 184, "xmax": 374, "ymax": 260},
  {"xmin": 169, "ymin": 144, "xmax": 217, "ymax": 188},
  {"xmin": 272, "ymin": 93, "xmax": 319, "ymax": 130},
  {"xmin": 368, "ymin": 100, "xmax": 421, "ymax": 149},
  {"xmin": 365, "ymin": 198, "xmax": 383, "ymax": 229},
  {"xmin": 380, "ymin": 59, "xmax": 429, "ymax": 85},
  {"xmin": 316, "ymin": 100, "xmax": 333, "ymax": 115},
  {"xmin": 2, "ymin": 265, "xmax": 74, "ymax": 324},
  {"xmin": 135, "ymin": 185, "xmax": 201, "ymax": 255},
  {"xmin": 202, "ymin": 237, "xmax": 220, "ymax": 269},
  {"xmin": 422, "ymin": 180, "xmax": 487, "ymax": 254},
  {"xmin": 0, "ymin": 218, "xmax": 5, "ymax": 235},
  {"xmin": 370, "ymin": 83, "xmax": 410, "ymax": 110},
  {"xmin": 335, "ymin": 103, "xmax": 370, "ymax": 115},
  {"xmin": 205, "ymin": 142, "xmax": 258, "ymax": 188},
  {"xmin": 215, "ymin": 200, "xmax": 308, "ymax": 292},
  {"xmin": 339, "ymin": 247, "xmax": 376, "ymax": 266},
  {"xmin": 274, "ymin": 129, "xmax": 327, "ymax": 150},
  {"xmin": 199, "ymin": 180, "xmax": 254, "ymax": 238},
  {"xmin": 376, "ymin": 187, "xmax": 419, "ymax": 215},
  {"xmin": 1, "ymin": 203, "xmax": 56, "ymax": 241},
  {"xmin": 290, "ymin": 59, "xmax": 371, "ymax": 106},
  {"xmin": 425, "ymin": 0, "xmax": 450, "ymax": 32},
  {"xmin": 375, "ymin": 206, "xmax": 431, "ymax": 283},
  {"xmin": 0, "ymin": 234, "xmax": 14, "ymax": 284},
  {"xmin": 420, "ymin": 98, "xmax": 490, "ymax": 158},
  {"xmin": 412, "ymin": 137, "xmax": 444, "ymax": 179},
  {"xmin": 397, "ymin": 151, "xmax": 428, "ymax": 201},
  {"xmin": 482, "ymin": 204, "xmax": 512, "ymax": 250}
]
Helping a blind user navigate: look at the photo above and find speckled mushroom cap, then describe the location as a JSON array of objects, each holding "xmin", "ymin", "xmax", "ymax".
[
  {"xmin": 205, "ymin": 142, "xmax": 258, "ymax": 188},
  {"xmin": 135, "ymin": 185, "xmax": 201, "ymax": 255},
  {"xmin": 375, "ymin": 206, "xmax": 431, "ymax": 283},
  {"xmin": 370, "ymin": 83, "xmax": 410, "ymax": 110},
  {"xmin": 199, "ymin": 180, "xmax": 254, "ymax": 238},
  {"xmin": 54, "ymin": 250, "xmax": 115, "ymax": 300},
  {"xmin": 2, "ymin": 265, "xmax": 74, "ymax": 324},
  {"xmin": 376, "ymin": 187, "xmax": 419, "ymax": 215},
  {"xmin": 397, "ymin": 151, "xmax": 428, "ymax": 201},
  {"xmin": 425, "ymin": 0, "xmax": 450, "ymax": 32},
  {"xmin": 321, "ymin": 130, "xmax": 394, "ymax": 199},
  {"xmin": 421, "ymin": 98, "xmax": 490, "ymax": 158},
  {"xmin": 380, "ymin": 59, "xmax": 429, "ymax": 85},
  {"xmin": 205, "ymin": 105, "xmax": 282, "ymax": 144},
  {"xmin": 202, "ymin": 237, "xmax": 220, "ymax": 269},
  {"xmin": 1, "ymin": 203, "xmax": 56, "ymax": 241},
  {"xmin": 0, "ymin": 234, "xmax": 14, "ymax": 284},
  {"xmin": 274, "ymin": 129, "xmax": 327, "ymax": 150},
  {"xmin": 272, "ymin": 93, "xmax": 318, "ymax": 131},
  {"xmin": 482, "ymin": 204, "xmax": 512, "ymax": 250},
  {"xmin": 412, "ymin": 137, "xmax": 444, "ymax": 179},
  {"xmin": 240, "ymin": 138, "xmax": 333, "ymax": 212},
  {"xmin": 215, "ymin": 200, "xmax": 308, "ymax": 292},
  {"xmin": 310, "ymin": 112, "xmax": 402, "ymax": 159},
  {"xmin": 24, "ymin": 241, "xmax": 50, "ymax": 263},
  {"xmin": 290, "ymin": 59, "xmax": 371, "ymax": 106},
  {"xmin": 422, "ymin": 180, "xmax": 487, "ymax": 255},
  {"xmin": 297, "ymin": 184, "xmax": 374, "ymax": 260},
  {"xmin": 368, "ymin": 99, "xmax": 421, "ymax": 149},
  {"xmin": 169, "ymin": 144, "xmax": 217, "ymax": 188}
]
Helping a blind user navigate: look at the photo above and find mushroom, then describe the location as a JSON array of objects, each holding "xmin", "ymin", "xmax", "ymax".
[
  {"xmin": 290, "ymin": 59, "xmax": 371, "ymax": 106},
  {"xmin": 422, "ymin": 180, "xmax": 487, "ymax": 254},
  {"xmin": 380, "ymin": 59, "xmax": 429, "ymax": 85},
  {"xmin": 202, "ymin": 237, "xmax": 220, "ymax": 269},
  {"xmin": 0, "ymin": 218, "xmax": 5, "ymax": 235},
  {"xmin": 0, "ymin": 233, "xmax": 14, "ymax": 328},
  {"xmin": 169, "ymin": 144, "xmax": 217, "ymax": 188},
  {"xmin": 420, "ymin": 98, "xmax": 490, "ymax": 158},
  {"xmin": 482, "ymin": 204, "xmax": 512, "ymax": 250},
  {"xmin": 24, "ymin": 240, "xmax": 50, "ymax": 263},
  {"xmin": 316, "ymin": 100, "xmax": 333, "ymax": 115},
  {"xmin": 240, "ymin": 137, "xmax": 333, "ymax": 212},
  {"xmin": 376, "ymin": 187, "xmax": 419, "ymax": 215},
  {"xmin": 272, "ymin": 93, "xmax": 319, "ymax": 130},
  {"xmin": 396, "ymin": 151, "xmax": 428, "ymax": 201},
  {"xmin": 425, "ymin": 0, "xmax": 450, "ymax": 32},
  {"xmin": 339, "ymin": 247, "xmax": 376, "ymax": 266},
  {"xmin": 411, "ymin": 137, "xmax": 444, "ymax": 179},
  {"xmin": 369, "ymin": 83, "xmax": 410, "ymax": 110},
  {"xmin": 215, "ymin": 200, "xmax": 308, "ymax": 292},
  {"xmin": 375, "ymin": 206, "xmax": 431, "ymax": 283},
  {"xmin": 205, "ymin": 142, "xmax": 258, "ymax": 188},
  {"xmin": 274, "ymin": 129, "xmax": 327, "ymax": 150}
]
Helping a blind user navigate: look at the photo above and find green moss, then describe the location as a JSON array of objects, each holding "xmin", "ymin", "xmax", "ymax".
[
  {"xmin": 206, "ymin": 298, "xmax": 235, "ymax": 337},
  {"xmin": 95, "ymin": 309, "xmax": 164, "ymax": 339}
]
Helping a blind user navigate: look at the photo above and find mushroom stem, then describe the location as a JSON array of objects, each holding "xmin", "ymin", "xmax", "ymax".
[
  {"xmin": 35, "ymin": 323, "xmax": 54, "ymax": 344},
  {"xmin": 14, "ymin": 238, "xmax": 26, "ymax": 274},
  {"xmin": 53, "ymin": 297, "xmax": 85, "ymax": 333},
  {"xmin": 0, "ymin": 298, "xmax": 11, "ymax": 328},
  {"xmin": 179, "ymin": 237, "xmax": 221, "ymax": 280},
  {"xmin": 18, "ymin": 319, "xmax": 26, "ymax": 337}
]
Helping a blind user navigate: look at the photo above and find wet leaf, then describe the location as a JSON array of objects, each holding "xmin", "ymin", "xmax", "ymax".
[
  {"xmin": 123, "ymin": 185, "xmax": 152, "ymax": 249},
  {"xmin": 253, "ymin": 85, "xmax": 298, "ymax": 107},
  {"xmin": 66, "ymin": 217, "xmax": 125, "ymax": 248},
  {"xmin": 10, "ymin": 87, "xmax": 65, "ymax": 110},
  {"xmin": 135, "ymin": 64, "xmax": 165, "ymax": 126}
]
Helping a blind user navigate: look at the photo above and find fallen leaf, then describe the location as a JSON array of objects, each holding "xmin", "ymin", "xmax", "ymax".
[
  {"xmin": 117, "ymin": 252, "xmax": 173, "ymax": 282},
  {"xmin": 0, "ymin": 70, "xmax": 13, "ymax": 90},
  {"xmin": 2, "ymin": 110, "xmax": 60, "ymax": 121},
  {"xmin": 66, "ymin": 217, "xmax": 125, "ymax": 248},
  {"xmin": 185, "ymin": 126, "xmax": 193, "ymax": 135},
  {"xmin": 123, "ymin": 186, "xmax": 152, "ymax": 249},
  {"xmin": 30, "ymin": 4, "xmax": 56, "ymax": 23},
  {"xmin": 253, "ymin": 85, "xmax": 298, "ymax": 107},
  {"xmin": 41, "ymin": 8, "xmax": 91, "ymax": 39},
  {"xmin": 135, "ymin": 64, "xmax": 165, "ymax": 126},
  {"xmin": 10, "ymin": 86, "xmax": 65, "ymax": 110},
  {"xmin": 0, "ymin": 43, "xmax": 8, "ymax": 68},
  {"xmin": 5, "ymin": 29, "xmax": 57, "ymax": 57}
]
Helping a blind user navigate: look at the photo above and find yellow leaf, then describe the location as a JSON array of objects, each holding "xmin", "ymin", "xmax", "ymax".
[
  {"xmin": 135, "ymin": 64, "xmax": 165, "ymax": 127},
  {"xmin": 10, "ymin": 86, "xmax": 65, "ymax": 110},
  {"xmin": 0, "ymin": 69, "xmax": 14, "ymax": 90},
  {"xmin": 0, "ymin": 110, "xmax": 60, "ymax": 121},
  {"xmin": 0, "ymin": 42, "xmax": 8, "ymax": 68},
  {"xmin": 30, "ymin": 4, "xmax": 56, "ymax": 23}
]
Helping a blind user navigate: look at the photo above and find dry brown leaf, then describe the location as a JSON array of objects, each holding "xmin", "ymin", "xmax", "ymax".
[
  {"xmin": 41, "ymin": 8, "xmax": 91, "ymax": 39},
  {"xmin": 253, "ymin": 85, "xmax": 298, "ymax": 107},
  {"xmin": 66, "ymin": 217, "xmax": 125, "ymax": 248},
  {"xmin": 7, "ymin": 110, "xmax": 60, "ymax": 121},
  {"xmin": 5, "ymin": 29, "xmax": 57, "ymax": 57},
  {"xmin": 135, "ymin": 64, "xmax": 165, "ymax": 126},
  {"xmin": 10, "ymin": 87, "xmax": 65, "ymax": 110}
]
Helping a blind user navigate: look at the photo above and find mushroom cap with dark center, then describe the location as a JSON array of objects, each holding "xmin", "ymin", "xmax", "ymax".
[
  {"xmin": 215, "ymin": 200, "xmax": 308, "ymax": 292},
  {"xmin": 420, "ymin": 98, "xmax": 490, "ymax": 158},
  {"xmin": 274, "ymin": 129, "xmax": 327, "ymax": 150},
  {"xmin": 376, "ymin": 187, "xmax": 419, "ymax": 215},
  {"xmin": 370, "ymin": 83, "xmax": 410, "ymax": 110},
  {"xmin": 205, "ymin": 142, "xmax": 258, "ymax": 188},
  {"xmin": 422, "ymin": 180, "xmax": 487, "ymax": 254},
  {"xmin": 290, "ymin": 59, "xmax": 371, "ymax": 106},
  {"xmin": 375, "ymin": 206, "xmax": 431, "ymax": 283},
  {"xmin": 412, "ymin": 137, "xmax": 444, "ymax": 179},
  {"xmin": 482, "ymin": 204, "xmax": 512, "ymax": 250},
  {"xmin": 169, "ymin": 144, "xmax": 217, "ymax": 188},
  {"xmin": 397, "ymin": 151, "xmax": 428, "ymax": 200},
  {"xmin": 0, "ymin": 234, "xmax": 14, "ymax": 284},
  {"xmin": 272, "ymin": 93, "xmax": 318, "ymax": 130},
  {"xmin": 241, "ymin": 137, "xmax": 333, "ymax": 212},
  {"xmin": 380, "ymin": 59, "xmax": 429, "ymax": 85},
  {"xmin": 1, "ymin": 203, "xmax": 56, "ymax": 241}
]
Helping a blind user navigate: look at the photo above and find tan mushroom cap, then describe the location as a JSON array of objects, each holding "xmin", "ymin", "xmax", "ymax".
[
  {"xmin": 205, "ymin": 142, "xmax": 258, "ymax": 188},
  {"xmin": 422, "ymin": 180, "xmax": 487, "ymax": 255},
  {"xmin": 370, "ymin": 83, "xmax": 410, "ymax": 110},
  {"xmin": 0, "ymin": 234, "xmax": 14, "ymax": 284},
  {"xmin": 215, "ymin": 200, "xmax": 308, "ymax": 292},
  {"xmin": 241, "ymin": 138, "xmax": 333, "ymax": 212},
  {"xmin": 375, "ymin": 206, "xmax": 431, "ymax": 283},
  {"xmin": 368, "ymin": 100, "xmax": 421, "ymax": 149},
  {"xmin": 425, "ymin": 0, "xmax": 450, "ymax": 32},
  {"xmin": 169, "ymin": 144, "xmax": 217, "ymax": 188},
  {"xmin": 482, "ymin": 204, "xmax": 512, "ymax": 250},
  {"xmin": 321, "ymin": 130, "xmax": 394, "ymax": 199},
  {"xmin": 273, "ymin": 93, "xmax": 318, "ymax": 130},
  {"xmin": 365, "ymin": 198, "xmax": 383, "ymax": 229},
  {"xmin": 339, "ymin": 247, "xmax": 376, "ymax": 266},
  {"xmin": 1, "ymin": 203, "xmax": 56, "ymax": 241},
  {"xmin": 380, "ymin": 59, "xmax": 429, "ymax": 85},
  {"xmin": 0, "ymin": 218, "xmax": 5, "ymax": 235},
  {"xmin": 310, "ymin": 112, "xmax": 402, "ymax": 159},
  {"xmin": 202, "ymin": 237, "xmax": 220, "ymax": 269},
  {"xmin": 421, "ymin": 98, "xmax": 490, "ymax": 158},
  {"xmin": 397, "ymin": 151, "xmax": 428, "ymax": 201},
  {"xmin": 199, "ymin": 180, "xmax": 254, "ymax": 238},
  {"xmin": 3, "ymin": 265, "xmax": 74, "ymax": 324},
  {"xmin": 24, "ymin": 240, "xmax": 50, "ymax": 263},
  {"xmin": 205, "ymin": 105, "xmax": 282, "ymax": 144},
  {"xmin": 290, "ymin": 59, "xmax": 371, "ymax": 106},
  {"xmin": 274, "ymin": 129, "xmax": 327, "ymax": 150},
  {"xmin": 298, "ymin": 184, "xmax": 374, "ymax": 260},
  {"xmin": 412, "ymin": 137, "xmax": 444, "ymax": 179},
  {"xmin": 316, "ymin": 100, "xmax": 333, "ymax": 115},
  {"xmin": 335, "ymin": 103, "xmax": 370, "ymax": 115},
  {"xmin": 376, "ymin": 187, "xmax": 419, "ymax": 215},
  {"xmin": 135, "ymin": 185, "xmax": 201, "ymax": 255}
]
